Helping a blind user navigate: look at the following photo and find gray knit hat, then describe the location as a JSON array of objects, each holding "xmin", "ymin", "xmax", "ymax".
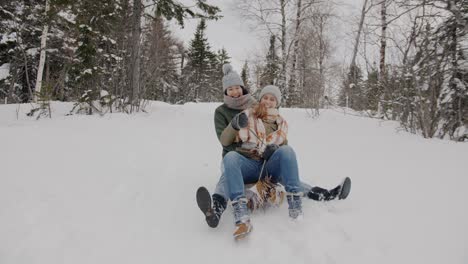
[
  {"xmin": 259, "ymin": 85, "xmax": 282, "ymax": 106},
  {"xmin": 222, "ymin": 64, "xmax": 244, "ymax": 92}
]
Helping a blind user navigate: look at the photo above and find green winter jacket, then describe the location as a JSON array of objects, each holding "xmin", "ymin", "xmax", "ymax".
[
  {"xmin": 215, "ymin": 103, "xmax": 288, "ymax": 159},
  {"xmin": 214, "ymin": 104, "xmax": 243, "ymax": 157}
]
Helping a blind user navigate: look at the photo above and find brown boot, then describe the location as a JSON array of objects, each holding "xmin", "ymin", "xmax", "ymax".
[
  {"xmin": 233, "ymin": 221, "xmax": 253, "ymax": 240},
  {"xmin": 232, "ymin": 198, "xmax": 252, "ymax": 240}
]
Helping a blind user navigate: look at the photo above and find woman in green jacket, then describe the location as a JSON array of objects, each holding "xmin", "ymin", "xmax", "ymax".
[{"xmin": 197, "ymin": 64, "xmax": 351, "ymax": 238}]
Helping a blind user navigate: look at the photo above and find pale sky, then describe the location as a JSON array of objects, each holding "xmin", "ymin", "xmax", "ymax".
[
  {"xmin": 170, "ymin": 0, "xmax": 263, "ymax": 71},
  {"xmin": 170, "ymin": 0, "xmax": 364, "ymax": 72}
]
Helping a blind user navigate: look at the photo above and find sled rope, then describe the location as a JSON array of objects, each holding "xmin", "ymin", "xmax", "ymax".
[
  {"xmin": 248, "ymin": 127, "xmax": 266, "ymax": 149},
  {"xmin": 245, "ymin": 127, "xmax": 269, "ymax": 180}
]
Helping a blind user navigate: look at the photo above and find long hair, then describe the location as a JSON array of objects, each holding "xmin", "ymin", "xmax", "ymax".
[{"xmin": 252, "ymin": 102, "xmax": 268, "ymax": 120}]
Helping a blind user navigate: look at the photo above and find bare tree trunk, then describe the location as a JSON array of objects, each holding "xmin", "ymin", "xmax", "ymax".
[
  {"xmin": 379, "ymin": 0, "xmax": 387, "ymax": 78},
  {"xmin": 34, "ymin": 0, "xmax": 50, "ymax": 102},
  {"xmin": 317, "ymin": 16, "xmax": 325, "ymax": 111},
  {"xmin": 130, "ymin": 0, "xmax": 142, "ymax": 111},
  {"xmin": 180, "ymin": 52, "xmax": 185, "ymax": 71},
  {"xmin": 289, "ymin": 0, "xmax": 302, "ymax": 107},
  {"xmin": 402, "ymin": 17, "xmax": 419, "ymax": 65},
  {"xmin": 350, "ymin": 0, "xmax": 369, "ymax": 69},
  {"xmin": 21, "ymin": 49, "xmax": 33, "ymax": 102},
  {"xmin": 278, "ymin": 0, "xmax": 288, "ymax": 103},
  {"xmin": 449, "ymin": 7, "xmax": 464, "ymax": 133},
  {"xmin": 378, "ymin": 0, "xmax": 387, "ymax": 117},
  {"xmin": 7, "ymin": 76, "xmax": 15, "ymax": 103}
]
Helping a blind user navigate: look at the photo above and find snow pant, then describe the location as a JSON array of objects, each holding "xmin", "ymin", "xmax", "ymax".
[{"xmin": 221, "ymin": 145, "xmax": 302, "ymax": 201}]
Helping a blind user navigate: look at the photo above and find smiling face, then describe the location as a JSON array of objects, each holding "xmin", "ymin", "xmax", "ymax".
[
  {"xmin": 260, "ymin": 93, "xmax": 278, "ymax": 109},
  {"xmin": 226, "ymin": 85, "xmax": 243, "ymax": 98}
]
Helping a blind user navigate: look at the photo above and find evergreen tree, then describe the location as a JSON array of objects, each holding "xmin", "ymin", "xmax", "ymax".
[
  {"xmin": 216, "ymin": 48, "xmax": 230, "ymax": 65},
  {"xmin": 154, "ymin": 0, "xmax": 220, "ymax": 28},
  {"xmin": 0, "ymin": 0, "xmax": 43, "ymax": 102},
  {"xmin": 0, "ymin": 1, "xmax": 18, "ymax": 102},
  {"xmin": 241, "ymin": 61, "xmax": 251, "ymax": 92},
  {"xmin": 71, "ymin": 0, "xmax": 121, "ymax": 98},
  {"xmin": 141, "ymin": 16, "xmax": 181, "ymax": 103},
  {"xmin": 1, "ymin": 0, "xmax": 220, "ymax": 107},
  {"xmin": 364, "ymin": 67, "xmax": 381, "ymax": 111},
  {"xmin": 183, "ymin": 19, "xmax": 216, "ymax": 102},
  {"xmin": 389, "ymin": 2, "xmax": 467, "ymax": 140},
  {"xmin": 436, "ymin": 0, "xmax": 467, "ymax": 140},
  {"xmin": 261, "ymin": 35, "xmax": 279, "ymax": 87},
  {"xmin": 207, "ymin": 48, "xmax": 230, "ymax": 101},
  {"xmin": 43, "ymin": 2, "xmax": 77, "ymax": 101},
  {"xmin": 339, "ymin": 65, "xmax": 365, "ymax": 110}
]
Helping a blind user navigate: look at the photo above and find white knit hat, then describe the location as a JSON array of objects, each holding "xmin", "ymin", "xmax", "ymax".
[
  {"xmin": 222, "ymin": 64, "xmax": 244, "ymax": 92},
  {"xmin": 259, "ymin": 85, "xmax": 282, "ymax": 106}
]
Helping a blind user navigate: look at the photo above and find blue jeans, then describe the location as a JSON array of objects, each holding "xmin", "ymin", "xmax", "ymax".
[
  {"xmin": 214, "ymin": 174, "xmax": 311, "ymax": 200},
  {"xmin": 219, "ymin": 145, "xmax": 304, "ymax": 201}
]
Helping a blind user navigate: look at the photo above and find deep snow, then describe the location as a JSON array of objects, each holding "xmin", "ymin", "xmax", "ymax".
[{"xmin": 1, "ymin": 102, "xmax": 467, "ymax": 264}]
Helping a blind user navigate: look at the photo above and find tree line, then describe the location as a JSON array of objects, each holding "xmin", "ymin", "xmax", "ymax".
[
  {"xmin": 235, "ymin": 0, "xmax": 466, "ymax": 141},
  {"xmin": 0, "ymin": 0, "xmax": 466, "ymax": 141},
  {"xmin": 338, "ymin": 0, "xmax": 467, "ymax": 141},
  {"xmin": 0, "ymin": 0, "xmax": 225, "ymax": 111}
]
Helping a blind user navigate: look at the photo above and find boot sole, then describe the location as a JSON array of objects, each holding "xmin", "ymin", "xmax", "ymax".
[
  {"xmin": 196, "ymin": 186, "xmax": 219, "ymax": 228},
  {"xmin": 196, "ymin": 186, "xmax": 212, "ymax": 214},
  {"xmin": 339, "ymin": 177, "xmax": 351, "ymax": 200}
]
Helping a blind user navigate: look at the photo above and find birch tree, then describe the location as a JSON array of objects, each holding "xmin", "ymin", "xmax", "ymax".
[
  {"xmin": 236, "ymin": 0, "xmax": 292, "ymax": 103},
  {"xmin": 288, "ymin": 0, "xmax": 303, "ymax": 106},
  {"xmin": 350, "ymin": 0, "xmax": 371, "ymax": 71},
  {"xmin": 237, "ymin": 0, "xmax": 325, "ymax": 106},
  {"xmin": 378, "ymin": 0, "xmax": 388, "ymax": 117},
  {"xmin": 34, "ymin": 0, "xmax": 50, "ymax": 102}
]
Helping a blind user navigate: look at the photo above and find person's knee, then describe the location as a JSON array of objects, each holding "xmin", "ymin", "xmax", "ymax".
[
  {"xmin": 223, "ymin": 151, "xmax": 242, "ymax": 168},
  {"xmin": 277, "ymin": 145, "xmax": 296, "ymax": 160}
]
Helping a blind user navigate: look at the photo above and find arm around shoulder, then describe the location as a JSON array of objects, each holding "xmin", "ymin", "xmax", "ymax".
[
  {"xmin": 214, "ymin": 107, "xmax": 228, "ymax": 141},
  {"xmin": 220, "ymin": 125, "xmax": 238, "ymax": 147}
]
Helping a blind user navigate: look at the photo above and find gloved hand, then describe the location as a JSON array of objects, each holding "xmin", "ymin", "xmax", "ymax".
[
  {"xmin": 231, "ymin": 112, "xmax": 248, "ymax": 130},
  {"xmin": 262, "ymin": 144, "xmax": 279, "ymax": 161}
]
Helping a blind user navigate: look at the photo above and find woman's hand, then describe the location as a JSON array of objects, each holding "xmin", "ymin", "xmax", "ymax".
[
  {"xmin": 262, "ymin": 144, "xmax": 279, "ymax": 160},
  {"xmin": 231, "ymin": 112, "xmax": 248, "ymax": 130}
]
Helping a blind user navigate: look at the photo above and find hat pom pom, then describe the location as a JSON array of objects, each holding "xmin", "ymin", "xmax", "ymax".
[{"xmin": 222, "ymin": 64, "xmax": 233, "ymax": 76}]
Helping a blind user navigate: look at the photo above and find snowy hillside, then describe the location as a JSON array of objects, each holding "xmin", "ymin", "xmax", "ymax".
[{"xmin": 1, "ymin": 102, "xmax": 467, "ymax": 264}]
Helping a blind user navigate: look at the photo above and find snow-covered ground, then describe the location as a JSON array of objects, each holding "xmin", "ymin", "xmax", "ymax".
[{"xmin": 1, "ymin": 102, "xmax": 467, "ymax": 264}]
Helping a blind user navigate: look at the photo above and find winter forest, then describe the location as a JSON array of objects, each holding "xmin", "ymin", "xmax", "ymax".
[
  {"xmin": 1, "ymin": 1, "xmax": 468, "ymax": 263},
  {"xmin": 0, "ymin": 0, "xmax": 467, "ymax": 140}
]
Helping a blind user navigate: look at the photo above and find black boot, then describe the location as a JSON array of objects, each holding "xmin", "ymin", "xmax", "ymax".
[
  {"xmin": 208, "ymin": 194, "xmax": 227, "ymax": 228},
  {"xmin": 337, "ymin": 177, "xmax": 351, "ymax": 200},
  {"xmin": 307, "ymin": 186, "xmax": 330, "ymax": 201},
  {"xmin": 307, "ymin": 177, "xmax": 351, "ymax": 201},
  {"xmin": 196, "ymin": 187, "xmax": 227, "ymax": 228}
]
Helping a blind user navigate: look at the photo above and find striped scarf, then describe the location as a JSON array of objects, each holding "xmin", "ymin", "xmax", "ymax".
[{"xmin": 237, "ymin": 108, "xmax": 288, "ymax": 155}]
